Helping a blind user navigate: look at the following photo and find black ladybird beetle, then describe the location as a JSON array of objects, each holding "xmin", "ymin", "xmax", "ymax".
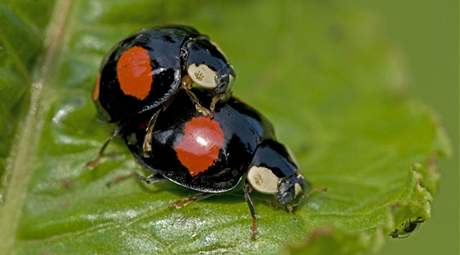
[
  {"xmin": 121, "ymin": 90, "xmax": 308, "ymax": 239},
  {"xmin": 89, "ymin": 25, "xmax": 235, "ymax": 166}
]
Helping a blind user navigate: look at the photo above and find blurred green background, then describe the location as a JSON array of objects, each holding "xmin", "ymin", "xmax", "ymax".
[{"xmin": 361, "ymin": 1, "xmax": 458, "ymax": 254}]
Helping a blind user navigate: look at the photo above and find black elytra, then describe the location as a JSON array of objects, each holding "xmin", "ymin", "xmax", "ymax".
[
  {"xmin": 122, "ymin": 90, "xmax": 307, "ymax": 207},
  {"xmin": 93, "ymin": 25, "xmax": 235, "ymax": 123}
]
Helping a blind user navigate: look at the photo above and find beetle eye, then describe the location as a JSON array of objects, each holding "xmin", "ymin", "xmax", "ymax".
[{"xmin": 187, "ymin": 64, "xmax": 218, "ymax": 89}]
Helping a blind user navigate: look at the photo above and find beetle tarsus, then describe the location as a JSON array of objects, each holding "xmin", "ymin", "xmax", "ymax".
[
  {"xmin": 106, "ymin": 172, "xmax": 163, "ymax": 188},
  {"xmin": 184, "ymin": 88, "xmax": 213, "ymax": 117},
  {"xmin": 142, "ymin": 111, "xmax": 160, "ymax": 158},
  {"xmin": 106, "ymin": 172, "xmax": 136, "ymax": 188},
  {"xmin": 86, "ymin": 128, "xmax": 120, "ymax": 169},
  {"xmin": 138, "ymin": 173, "xmax": 163, "ymax": 185},
  {"xmin": 173, "ymin": 192, "xmax": 215, "ymax": 209},
  {"xmin": 181, "ymin": 76, "xmax": 213, "ymax": 117},
  {"xmin": 244, "ymin": 180, "xmax": 258, "ymax": 241},
  {"xmin": 210, "ymin": 94, "xmax": 225, "ymax": 112}
]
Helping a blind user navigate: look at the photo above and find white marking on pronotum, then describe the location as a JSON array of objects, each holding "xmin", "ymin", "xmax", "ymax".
[
  {"xmin": 247, "ymin": 166, "xmax": 279, "ymax": 194},
  {"xmin": 187, "ymin": 64, "xmax": 218, "ymax": 88},
  {"xmin": 294, "ymin": 183, "xmax": 303, "ymax": 197}
]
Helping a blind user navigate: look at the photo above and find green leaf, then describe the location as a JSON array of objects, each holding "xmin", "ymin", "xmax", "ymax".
[
  {"xmin": 0, "ymin": 0, "xmax": 56, "ymax": 192},
  {"xmin": 0, "ymin": 0, "xmax": 449, "ymax": 254}
]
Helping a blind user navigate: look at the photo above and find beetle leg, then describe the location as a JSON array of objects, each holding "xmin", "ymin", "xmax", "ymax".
[
  {"xmin": 181, "ymin": 75, "xmax": 212, "ymax": 116},
  {"xmin": 138, "ymin": 173, "xmax": 164, "ymax": 184},
  {"xmin": 142, "ymin": 110, "xmax": 161, "ymax": 158},
  {"xmin": 173, "ymin": 192, "xmax": 216, "ymax": 209},
  {"xmin": 106, "ymin": 172, "xmax": 164, "ymax": 188},
  {"xmin": 184, "ymin": 89, "xmax": 213, "ymax": 117},
  {"xmin": 86, "ymin": 128, "xmax": 121, "ymax": 169},
  {"xmin": 244, "ymin": 180, "xmax": 257, "ymax": 241},
  {"xmin": 209, "ymin": 93, "xmax": 226, "ymax": 112}
]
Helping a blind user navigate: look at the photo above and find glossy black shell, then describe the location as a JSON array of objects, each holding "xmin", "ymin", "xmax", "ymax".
[
  {"xmin": 96, "ymin": 26, "xmax": 196, "ymax": 122},
  {"xmin": 123, "ymin": 91, "xmax": 275, "ymax": 192},
  {"xmin": 95, "ymin": 25, "xmax": 234, "ymax": 123}
]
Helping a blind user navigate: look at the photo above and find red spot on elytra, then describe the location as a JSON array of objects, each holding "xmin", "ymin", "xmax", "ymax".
[
  {"xmin": 117, "ymin": 46, "xmax": 153, "ymax": 100},
  {"xmin": 175, "ymin": 117, "xmax": 224, "ymax": 177}
]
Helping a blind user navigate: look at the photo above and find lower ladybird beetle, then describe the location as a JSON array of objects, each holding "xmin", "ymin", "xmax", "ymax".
[{"xmin": 121, "ymin": 89, "xmax": 309, "ymax": 240}]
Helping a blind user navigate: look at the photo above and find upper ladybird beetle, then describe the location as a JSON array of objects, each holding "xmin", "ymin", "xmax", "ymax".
[
  {"xmin": 121, "ymin": 89, "xmax": 309, "ymax": 239},
  {"xmin": 88, "ymin": 25, "xmax": 235, "ymax": 166}
]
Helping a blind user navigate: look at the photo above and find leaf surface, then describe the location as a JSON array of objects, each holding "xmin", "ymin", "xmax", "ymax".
[{"xmin": 0, "ymin": 1, "xmax": 448, "ymax": 254}]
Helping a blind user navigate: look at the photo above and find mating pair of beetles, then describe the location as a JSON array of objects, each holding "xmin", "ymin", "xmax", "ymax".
[{"xmin": 90, "ymin": 25, "xmax": 308, "ymax": 239}]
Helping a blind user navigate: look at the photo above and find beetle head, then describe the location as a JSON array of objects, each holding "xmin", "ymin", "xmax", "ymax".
[
  {"xmin": 247, "ymin": 140, "xmax": 309, "ymax": 211},
  {"xmin": 184, "ymin": 37, "xmax": 235, "ymax": 95}
]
